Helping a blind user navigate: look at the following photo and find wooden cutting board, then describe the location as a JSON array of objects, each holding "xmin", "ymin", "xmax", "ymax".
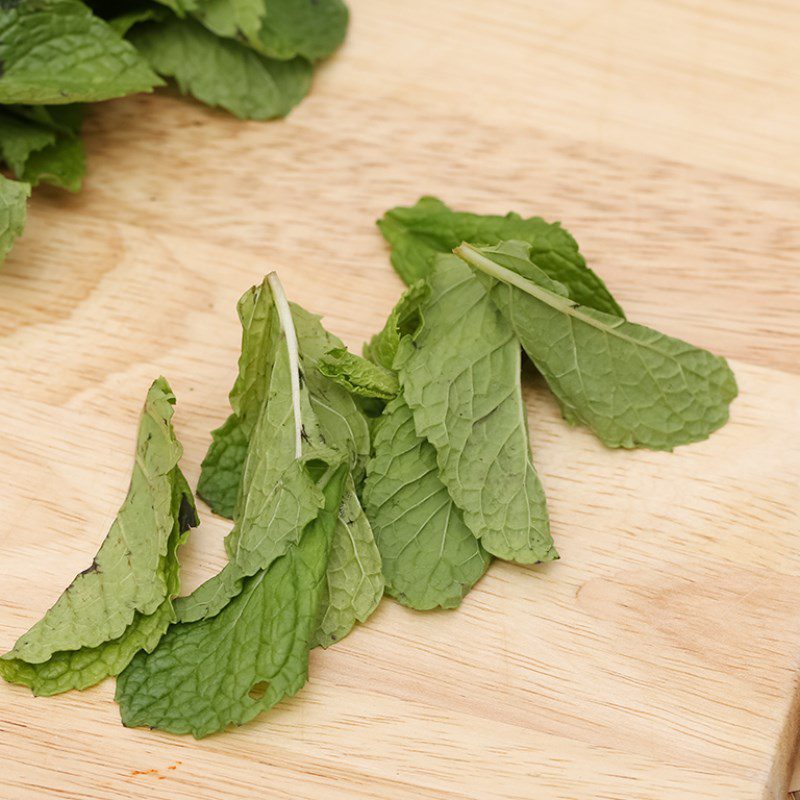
[{"xmin": 1, "ymin": 1, "xmax": 798, "ymax": 798}]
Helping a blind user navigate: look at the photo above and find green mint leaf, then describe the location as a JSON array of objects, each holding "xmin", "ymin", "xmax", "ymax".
[
  {"xmin": 197, "ymin": 277, "xmax": 284, "ymax": 516},
  {"xmin": 0, "ymin": 174, "xmax": 29, "ymax": 266},
  {"xmin": 21, "ymin": 135, "xmax": 86, "ymax": 192},
  {"xmin": 168, "ymin": 0, "xmax": 348, "ymax": 62},
  {"xmin": 196, "ymin": 412, "xmax": 248, "ymax": 518},
  {"xmin": 0, "ymin": 377, "xmax": 198, "ymax": 695},
  {"xmin": 0, "ymin": 0, "xmax": 162, "ymax": 104},
  {"xmin": 108, "ymin": 6, "xmax": 166, "ymax": 35},
  {"xmin": 363, "ymin": 396, "xmax": 490, "ymax": 610},
  {"xmin": 395, "ymin": 255, "xmax": 555, "ymax": 564},
  {"xmin": 456, "ymin": 241, "xmax": 738, "ymax": 450},
  {"xmin": 318, "ymin": 347, "xmax": 400, "ymax": 400},
  {"xmin": 0, "ymin": 111, "xmax": 56, "ymax": 176},
  {"xmin": 251, "ymin": 0, "xmax": 348, "ymax": 61},
  {"xmin": 128, "ymin": 15, "xmax": 312, "ymax": 120},
  {"xmin": 363, "ymin": 281, "xmax": 429, "ymax": 371},
  {"xmin": 173, "ymin": 560, "xmax": 246, "ymax": 623},
  {"xmin": 378, "ymin": 196, "xmax": 623, "ymax": 317},
  {"xmin": 199, "ymin": 286, "xmax": 371, "ymax": 517},
  {"xmin": 116, "ymin": 463, "xmax": 347, "ymax": 739},
  {"xmin": 4, "ymin": 104, "xmax": 85, "ymax": 137},
  {"xmin": 312, "ymin": 474, "xmax": 383, "ymax": 647},
  {"xmin": 221, "ymin": 315, "xmax": 332, "ymax": 578},
  {"xmin": 196, "ymin": 276, "xmax": 380, "ymax": 647}
]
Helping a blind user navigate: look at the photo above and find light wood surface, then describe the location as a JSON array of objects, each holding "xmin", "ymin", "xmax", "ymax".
[{"xmin": 1, "ymin": 1, "xmax": 799, "ymax": 798}]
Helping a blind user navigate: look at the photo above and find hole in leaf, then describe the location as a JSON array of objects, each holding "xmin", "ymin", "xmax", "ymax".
[{"xmin": 248, "ymin": 681, "xmax": 269, "ymax": 701}]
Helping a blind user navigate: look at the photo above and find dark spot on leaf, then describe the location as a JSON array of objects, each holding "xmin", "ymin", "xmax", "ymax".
[
  {"xmin": 300, "ymin": 425, "xmax": 310, "ymax": 444},
  {"xmin": 297, "ymin": 369, "xmax": 305, "ymax": 388},
  {"xmin": 79, "ymin": 558, "xmax": 100, "ymax": 577},
  {"xmin": 248, "ymin": 681, "xmax": 268, "ymax": 701},
  {"xmin": 178, "ymin": 494, "xmax": 199, "ymax": 532}
]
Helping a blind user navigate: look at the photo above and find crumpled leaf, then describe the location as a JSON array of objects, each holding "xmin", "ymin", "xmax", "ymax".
[
  {"xmin": 0, "ymin": 377, "xmax": 198, "ymax": 695},
  {"xmin": 318, "ymin": 347, "xmax": 399, "ymax": 400},
  {"xmin": 378, "ymin": 196, "xmax": 623, "ymax": 316},
  {"xmin": 116, "ymin": 463, "xmax": 347, "ymax": 739},
  {"xmin": 363, "ymin": 280, "xmax": 430, "ymax": 371},
  {"xmin": 128, "ymin": 14, "xmax": 312, "ymax": 120},
  {"xmin": 395, "ymin": 254, "xmax": 555, "ymax": 564},
  {"xmin": 363, "ymin": 396, "xmax": 490, "ymax": 610},
  {"xmin": 0, "ymin": 0, "xmax": 162, "ymax": 104},
  {"xmin": 0, "ymin": 174, "xmax": 30, "ymax": 265},
  {"xmin": 456, "ymin": 241, "xmax": 738, "ymax": 450}
]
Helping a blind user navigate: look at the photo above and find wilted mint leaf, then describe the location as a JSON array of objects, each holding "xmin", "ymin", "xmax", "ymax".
[
  {"xmin": 363, "ymin": 281, "xmax": 429, "ymax": 371},
  {"xmin": 0, "ymin": 377, "xmax": 198, "ymax": 695},
  {"xmin": 318, "ymin": 347, "xmax": 399, "ymax": 400}
]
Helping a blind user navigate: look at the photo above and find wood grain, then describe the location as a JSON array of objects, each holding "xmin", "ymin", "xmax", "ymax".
[{"xmin": 1, "ymin": 1, "xmax": 799, "ymax": 798}]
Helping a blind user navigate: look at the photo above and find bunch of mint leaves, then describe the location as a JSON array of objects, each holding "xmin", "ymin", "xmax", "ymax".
[
  {"xmin": 0, "ymin": 198, "xmax": 737, "ymax": 738},
  {"xmin": 0, "ymin": 0, "xmax": 349, "ymax": 266}
]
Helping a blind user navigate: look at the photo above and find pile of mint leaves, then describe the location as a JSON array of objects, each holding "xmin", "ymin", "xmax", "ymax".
[
  {"xmin": 0, "ymin": 0, "xmax": 348, "ymax": 266},
  {"xmin": 0, "ymin": 197, "xmax": 737, "ymax": 738}
]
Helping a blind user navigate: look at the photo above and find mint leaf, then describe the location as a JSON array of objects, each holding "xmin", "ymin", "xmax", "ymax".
[
  {"xmin": 199, "ymin": 285, "xmax": 371, "ymax": 516},
  {"xmin": 312, "ymin": 474, "xmax": 383, "ymax": 647},
  {"xmin": 250, "ymin": 0, "xmax": 348, "ymax": 61},
  {"xmin": 456, "ymin": 241, "xmax": 738, "ymax": 450},
  {"xmin": 395, "ymin": 255, "xmax": 555, "ymax": 564},
  {"xmin": 21, "ymin": 135, "xmax": 86, "ymax": 192},
  {"xmin": 116, "ymin": 463, "xmax": 347, "ymax": 738},
  {"xmin": 5, "ymin": 104, "xmax": 85, "ymax": 136},
  {"xmin": 0, "ymin": 0, "xmax": 162, "ymax": 104},
  {"xmin": 318, "ymin": 347, "xmax": 399, "ymax": 400},
  {"xmin": 196, "ymin": 412, "xmax": 248, "ymax": 518},
  {"xmin": 221, "ymin": 344, "xmax": 331, "ymax": 577},
  {"xmin": 0, "ymin": 111, "xmax": 56, "ymax": 176},
  {"xmin": 363, "ymin": 396, "xmax": 490, "ymax": 610},
  {"xmin": 197, "ymin": 277, "xmax": 284, "ymax": 516},
  {"xmin": 117, "ymin": 276, "xmax": 372, "ymax": 737},
  {"xmin": 378, "ymin": 196, "xmax": 623, "ymax": 316},
  {"xmin": 0, "ymin": 377, "xmax": 198, "ymax": 695},
  {"xmin": 108, "ymin": 6, "xmax": 166, "ymax": 35},
  {"xmin": 0, "ymin": 174, "xmax": 29, "ymax": 266},
  {"xmin": 363, "ymin": 281, "xmax": 429, "ymax": 370},
  {"xmin": 0, "ymin": 108, "xmax": 85, "ymax": 191},
  {"xmin": 162, "ymin": 0, "xmax": 348, "ymax": 62},
  {"xmin": 128, "ymin": 15, "xmax": 312, "ymax": 119}
]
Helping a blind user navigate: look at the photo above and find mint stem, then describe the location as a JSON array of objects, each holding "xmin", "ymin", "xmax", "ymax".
[{"xmin": 267, "ymin": 272, "xmax": 303, "ymax": 459}]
